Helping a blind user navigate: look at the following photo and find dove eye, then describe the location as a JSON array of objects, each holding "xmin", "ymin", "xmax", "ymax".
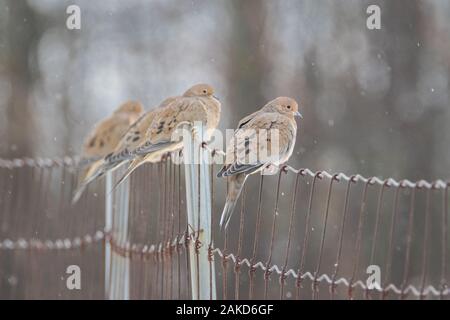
[
  {"xmin": 287, "ymin": 105, "xmax": 291, "ymax": 109},
  {"xmin": 203, "ymin": 89, "xmax": 207, "ymax": 94}
]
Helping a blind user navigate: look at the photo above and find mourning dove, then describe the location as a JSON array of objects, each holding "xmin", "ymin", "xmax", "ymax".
[
  {"xmin": 217, "ymin": 97, "xmax": 302, "ymax": 230},
  {"xmin": 71, "ymin": 97, "xmax": 175, "ymax": 204},
  {"xmin": 81, "ymin": 100, "xmax": 143, "ymax": 159},
  {"xmin": 72, "ymin": 101, "xmax": 143, "ymax": 203},
  {"xmin": 112, "ymin": 83, "xmax": 221, "ymax": 189}
]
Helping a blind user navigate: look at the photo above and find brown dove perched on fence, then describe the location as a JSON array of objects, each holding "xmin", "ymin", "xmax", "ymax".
[
  {"xmin": 73, "ymin": 101, "xmax": 143, "ymax": 202},
  {"xmin": 81, "ymin": 101, "xmax": 143, "ymax": 160},
  {"xmin": 71, "ymin": 97, "xmax": 174, "ymax": 204},
  {"xmin": 72, "ymin": 83, "xmax": 221, "ymax": 201},
  {"xmin": 111, "ymin": 83, "xmax": 221, "ymax": 189},
  {"xmin": 217, "ymin": 97, "xmax": 302, "ymax": 230}
]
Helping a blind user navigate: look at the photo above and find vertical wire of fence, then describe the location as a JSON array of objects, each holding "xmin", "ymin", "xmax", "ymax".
[{"xmin": 0, "ymin": 152, "xmax": 449, "ymax": 299}]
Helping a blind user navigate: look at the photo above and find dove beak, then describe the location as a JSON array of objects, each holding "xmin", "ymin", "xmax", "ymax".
[
  {"xmin": 213, "ymin": 95, "xmax": 220, "ymax": 101},
  {"xmin": 295, "ymin": 111, "xmax": 303, "ymax": 119}
]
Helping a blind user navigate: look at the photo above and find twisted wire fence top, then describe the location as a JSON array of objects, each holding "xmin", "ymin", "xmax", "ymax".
[
  {"xmin": 203, "ymin": 144, "xmax": 450, "ymax": 189},
  {"xmin": 1, "ymin": 145, "xmax": 449, "ymax": 189},
  {"xmin": 0, "ymin": 156, "xmax": 80, "ymax": 169}
]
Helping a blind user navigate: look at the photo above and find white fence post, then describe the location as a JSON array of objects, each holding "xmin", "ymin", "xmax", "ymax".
[
  {"xmin": 105, "ymin": 172, "xmax": 112, "ymax": 299},
  {"xmin": 182, "ymin": 123, "xmax": 216, "ymax": 300},
  {"xmin": 105, "ymin": 168, "xmax": 130, "ymax": 300}
]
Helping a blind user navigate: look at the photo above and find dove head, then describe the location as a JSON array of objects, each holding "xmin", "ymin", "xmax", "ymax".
[
  {"xmin": 263, "ymin": 97, "xmax": 302, "ymax": 119},
  {"xmin": 183, "ymin": 84, "xmax": 215, "ymax": 97},
  {"xmin": 115, "ymin": 101, "xmax": 144, "ymax": 115}
]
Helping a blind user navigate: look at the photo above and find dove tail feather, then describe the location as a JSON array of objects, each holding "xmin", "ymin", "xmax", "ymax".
[
  {"xmin": 219, "ymin": 174, "xmax": 247, "ymax": 230},
  {"xmin": 220, "ymin": 200, "xmax": 238, "ymax": 230},
  {"xmin": 71, "ymin": 172, "xmax": 99, "ymax": 204},
  {"xmin": 71, "ymin": 182, "xmax": 88, "ymax": 205},
  {"xmin": 71, "ymin": 161, "xmax": 108, "ymax": 204},
  {"xmin": 110, "ymin": 158, "xmax": 142, "ymax": 193}
]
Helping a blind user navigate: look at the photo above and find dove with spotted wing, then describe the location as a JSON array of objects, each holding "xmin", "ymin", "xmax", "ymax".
[
  {"xmin": 73, "ymin": 101, "xmax": 143, "ymax": 201},
  {"xmin": 217, "ymin": 97, "xmax": 302, "ymax": 230},
  {"xmin": 71, "ymin": 98, "xmax": 173, "ymax": 204},
  {"xmin": 112, "ymin": 83, "xmax": 221, "ymax": 189}
]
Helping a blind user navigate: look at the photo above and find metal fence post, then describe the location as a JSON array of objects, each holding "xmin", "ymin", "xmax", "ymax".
[
  {"xmin": 106, "ymin": 169, "xmax": 130, "ymax": 300},
  {"xmin": 105, "ymin": 172, "xmax": 112, "ymax": 299},
  {"xmin": 182, "ymin": 123, "xmax": 217, "ymax": 300}
]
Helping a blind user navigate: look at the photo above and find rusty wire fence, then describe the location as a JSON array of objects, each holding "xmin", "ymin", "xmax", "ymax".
[{"xmin": 0, "ymin": 146, "xmax": 449, "ymax": 300}]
